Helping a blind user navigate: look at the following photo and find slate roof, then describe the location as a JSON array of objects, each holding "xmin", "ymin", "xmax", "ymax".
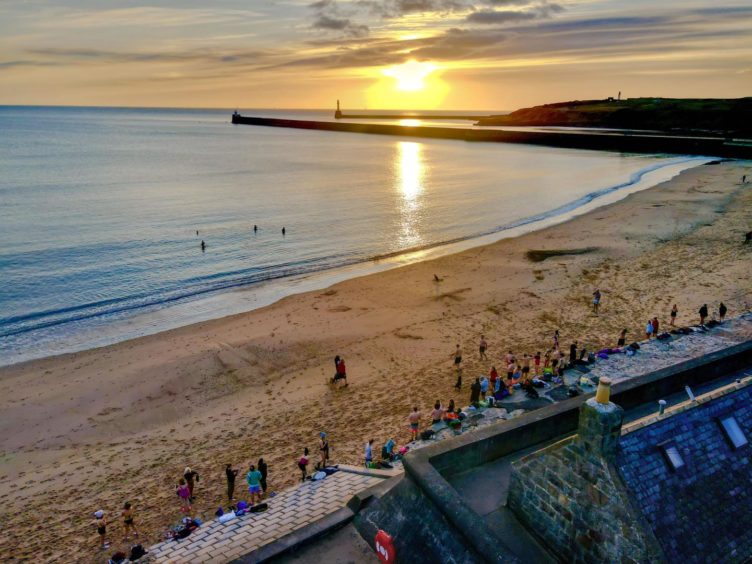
[{"xmin": 616, "ymin": 385, "xmax": 752, "ymax": 563}]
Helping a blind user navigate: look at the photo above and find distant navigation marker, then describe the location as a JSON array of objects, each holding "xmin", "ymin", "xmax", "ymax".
[{"xmin": 335, "ymin": 99, "xmax": 342, "ymax": 119}]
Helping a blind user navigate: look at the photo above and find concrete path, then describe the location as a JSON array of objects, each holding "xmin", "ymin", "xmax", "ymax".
[{"xmin": 148, "ymin": 468, "xmax": 385, "ymax": 563}]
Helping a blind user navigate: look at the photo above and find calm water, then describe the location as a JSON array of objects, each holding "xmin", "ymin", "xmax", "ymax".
[{"xmin": 0, "ymin": 106, "xmax": 706, "ymax": 364}]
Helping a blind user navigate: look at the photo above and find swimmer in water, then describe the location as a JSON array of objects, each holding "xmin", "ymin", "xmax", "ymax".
[
  {"xmin": 201, "ymin": 240, "xmax": 206, "ymax": 251},
  {"xmin": 254, "ymin": 225, "xmax": 258, "ymax": 233},
  {"xmin": 282, "ymin": 227, "xmax": 286, "ymax": 235}
]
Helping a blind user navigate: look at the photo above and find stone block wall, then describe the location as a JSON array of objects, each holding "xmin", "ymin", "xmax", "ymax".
[{"xmin": 507, "ymin": 400, "xmax": 664, "ymax": 563}]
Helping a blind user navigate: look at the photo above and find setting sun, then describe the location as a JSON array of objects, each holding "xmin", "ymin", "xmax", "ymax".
[{"xmin": 382, "ymin": 60, "xmax": 437, "ymax": 91}]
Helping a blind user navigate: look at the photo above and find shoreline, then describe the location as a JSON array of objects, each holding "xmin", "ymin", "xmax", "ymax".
[
  {"xmin": 1, "ymin": 160, "xmax": 751, "ymax": 560},
  {"xmin": 1, "ymin": 155, "xmax": 709, "ymax": 368}
]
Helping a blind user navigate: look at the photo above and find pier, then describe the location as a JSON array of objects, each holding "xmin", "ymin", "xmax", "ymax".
[{"xmin": 231, "ymin": 113, "xmax": 752, "ymax": 158}]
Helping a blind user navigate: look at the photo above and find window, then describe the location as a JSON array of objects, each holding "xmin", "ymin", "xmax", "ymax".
[
  {"xmin": 720, "ymin": 416, "xmax": 748, "ymax": 450},
  {"xmin": 660, "ymin": 443, "xmax": 685, "ymax": 471}
]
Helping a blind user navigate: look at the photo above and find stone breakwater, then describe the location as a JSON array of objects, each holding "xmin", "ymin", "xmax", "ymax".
[{"xmin": 231, "ymin": 114, "xmax": 752, "ymax": 158}]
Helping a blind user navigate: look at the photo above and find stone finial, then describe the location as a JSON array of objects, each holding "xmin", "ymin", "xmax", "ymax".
[
  {"xmin": 578, "ymin": 396, "xmax": 624, "ymax": 459},
  {"xmin": 595, "ymin": 377, "xmax": 612, "ymax": 404}
]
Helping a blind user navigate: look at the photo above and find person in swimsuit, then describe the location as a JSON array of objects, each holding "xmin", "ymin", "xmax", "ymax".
[
  {"xmin": 298, "ymin": 448, "xmax": 310, "ymax": 482},
  {"xmin": 645, "ymin": 319, "xmax": 654, "ymax": 339},
  {"xmin": 479, "ymin": 336, "xmax": 487, "ymax": 360},
  {"xmin": 94, "ymin": 510, "xmax": 108, "ymax": 550},
  {"xmin": 318, "ymin": 432, "xmax": 330, "ymax": 469},
  {"xmin": 407, "ymin": 407, "xmax": 421, "ymax": 440},
  {"xmin": 184, "ymin": 467, "xmax": 199, "ymax": 502},
  {"xmin": 617, "ymin": 328, "xmax": 627, "ymax": 347},
  {"xmin": 451, "ymin": 344, "xmax": 462, "ymax": 372},
  {"xmin": 489, "ymin": 366, "xmax": 498, "ymax": 390},
  {"xmin": 430, "ymin": 401, "xmax": 444, "ymax": 425},
  {"xmin": 533, "ymin": 352, "xmax": 541, "ymax": 376},
  {"xmin": 122, "ymin": 502, "xmax": 139, "ymax": 541},
  {"xmin": 553, "ymin": 330, "xmax": 559, "ymax": 349},
  {"xmin": 544, "ymin": 349, "xmax": 551, "ymax": 369},
  {"xmin": 521, "ymin": 354, "xmax": 531, "ymax": 382},
  {"xmin": 506, "ymin": 360, "xmax": 515, "ymax": 381},
  {"xmin": 670, "ymin": 304, "xmax": 678, "ymax": 326}
]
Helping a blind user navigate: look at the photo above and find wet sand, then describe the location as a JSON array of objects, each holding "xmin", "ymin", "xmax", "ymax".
[{"xmin": 0, "ymin": 160, "xmax": 751, "ymax": 561}]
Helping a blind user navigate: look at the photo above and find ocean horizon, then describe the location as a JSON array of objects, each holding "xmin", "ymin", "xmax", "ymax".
[{"xmin": 0, "ymin": 105, "xmax": 708, "ymax": 365}]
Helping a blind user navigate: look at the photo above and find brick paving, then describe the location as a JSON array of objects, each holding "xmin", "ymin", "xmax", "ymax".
[{"xmin": 148, "ymin": 468, "xmax": 387, "ymax": 563}]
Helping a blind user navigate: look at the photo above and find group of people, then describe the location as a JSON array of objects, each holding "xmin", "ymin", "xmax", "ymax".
[
  {"xmin": 297, "ymin": 432, "xmax": 331, "ymax": 482},
  {"xmin": 92, "ymin": 503, "xmax": 140, "ymax": 551}
]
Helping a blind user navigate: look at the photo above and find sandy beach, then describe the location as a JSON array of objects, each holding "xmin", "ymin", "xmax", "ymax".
[{"xmin": 1, "ymin": 160, "xmax": 751, "ymax": 561}]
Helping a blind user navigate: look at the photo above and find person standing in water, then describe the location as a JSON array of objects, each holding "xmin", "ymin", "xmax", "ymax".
[
  {"xmin": 282, "ymin": 227, "xmax": 286, "ymax": 235},
  {"xmin": 670, "ymin": 304, "xmax": 678, "ymax": 326},
  {"xmin": 253, "ymin": 225, "xmax": 258, "ymax": 233},
  {"xmin": 200, "ymin": 240, "xmax": 206, "ymax": 251}
]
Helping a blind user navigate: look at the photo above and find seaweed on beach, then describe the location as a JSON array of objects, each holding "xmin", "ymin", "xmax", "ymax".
[{"xmin": 525, "ymin": 247, "xmax": 598, "ymax": 262}]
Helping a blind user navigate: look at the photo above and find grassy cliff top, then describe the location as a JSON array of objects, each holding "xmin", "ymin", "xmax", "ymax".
[{"xmin": 476, "ymin": 97, "xmax": 752, "ymax": 137}]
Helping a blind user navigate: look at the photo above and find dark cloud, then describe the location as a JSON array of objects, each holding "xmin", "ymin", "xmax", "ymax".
[
  {"xmin": 312, "ymin": 15, "xmax": 369, "ymax": 36},
  {"xmin": 310, "ymin": 0, "xmax": 370, "ymax": 37},
  {"xmin": 467, "ymin": 2, "xmax": 561, "ymax": 24},
  {"xmin": 359, "ymin": 0, "xmax": 468, "ymax": 18}
]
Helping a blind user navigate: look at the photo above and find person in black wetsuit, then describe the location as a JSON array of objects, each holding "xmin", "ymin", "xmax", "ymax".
[
  {"xmin": 470, "ymin": 377, "xmax": 481, "ymax": 403},
  {"xmin": 699, "ymin": 304, "xmax": 708, "ymax": 325},
  {"xmin": 719, "ymin": 302, "xmax": 728, "ymax": 322},
  {"xmin": 225, "ymin": 464, "xmax": 238, "ymax": 501},
  {"xmin": 200, "ymin": 240, "xmax": 206, "ymax": 251},
  {"xmin": 257, "ymin": 458, "xmax": 268, "ymax": 496}
]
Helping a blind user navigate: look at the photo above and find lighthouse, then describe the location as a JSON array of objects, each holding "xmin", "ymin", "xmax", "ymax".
[{"xmin": 334, "ymin": 99, "xmax": 342, "ymax": 119}]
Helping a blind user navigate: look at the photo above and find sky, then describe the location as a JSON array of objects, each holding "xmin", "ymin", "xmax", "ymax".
[{"xmin": 1, "ymin": 0, "xmax": 751, "ymax": 110}]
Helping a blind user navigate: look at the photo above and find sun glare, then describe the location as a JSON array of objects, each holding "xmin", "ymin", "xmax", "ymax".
[{"xmin": 382, "ymin": 60, "xmax": 437, "ymax": 91}]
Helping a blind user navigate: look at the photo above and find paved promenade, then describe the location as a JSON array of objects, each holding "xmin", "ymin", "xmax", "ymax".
[{"xmin": 149, "ymin": 468, "xmax": 387, "ymax": 563}]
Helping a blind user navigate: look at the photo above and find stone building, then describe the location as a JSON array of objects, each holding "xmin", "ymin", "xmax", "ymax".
[{"xmin": 508, "ymin": 378, "xmax": 752, "ymax": 563}]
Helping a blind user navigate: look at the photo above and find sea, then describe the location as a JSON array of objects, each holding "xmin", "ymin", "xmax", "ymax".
[{"xmin": 0, "ymin": 106, "xmax": 710, "ymax": 365}]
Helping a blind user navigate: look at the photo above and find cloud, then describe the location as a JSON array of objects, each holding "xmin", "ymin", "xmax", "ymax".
[
  {"xmin": 310, "ymin": 0, "xmax": 370, "ymax": 37},
  {"xmin": 467, "ymin": 2, "xmax": 562, "ymax": 24}
]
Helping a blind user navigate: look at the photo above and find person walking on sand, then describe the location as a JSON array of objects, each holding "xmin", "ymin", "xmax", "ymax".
[
  {"xmin": 298, "ymin": 448, "xmax": 310, "ymax": 482},
  {"xmin": 407, "ymin": 407, "xmax": 421, "ymax": 440},
  {"xmin": 479, "ymin": 335, "xmax": 488, "ymax": 360},
  {"xmin": 183, "ymin": 467, "xmax": 199, "ymax": 502},
  {"xmin": 719, "ymin": 302, "xmax": 728, "ymax": 322},
  {"xmin": 225, "ymin": 463, "xmax": 239, "ymax": 502},
  {"xmin": 699, "ymin": 304, "xmax": 709, "ymax": 325},
  {"xmin": 176, "ymin": 478, "xmax": 191, "ymax": 514},
  {"xmin": 121, "ymin": 502, "xmax": 139, "ymax": 541},
  {"xmin": 318, "ymin": 432, "xmax": 330, "ymax": 470},
  {"xmin": 617, "ymin": 328, "xmax": 628, "ymax": 347},
  {"xmin": 258, "ymin": 458, "xmax": 268, "ymax": 496},
  {"xmin": 593, "ymin": 288, "xmax": 601, "ymax": 315},
  {"xmin": 246, "ymin": 464, "xmax": 263, "ymax": 505},
  {"xmin": 451, "ymin": 344, "xmax": 463, "ymax": 373},
  {"xmin": 94, "ymin": 510, "xmax": 109, "ymax": 550},
  {"xmin": 670, "ymin": 304, "xmax": 678, "ymax": 326}
]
